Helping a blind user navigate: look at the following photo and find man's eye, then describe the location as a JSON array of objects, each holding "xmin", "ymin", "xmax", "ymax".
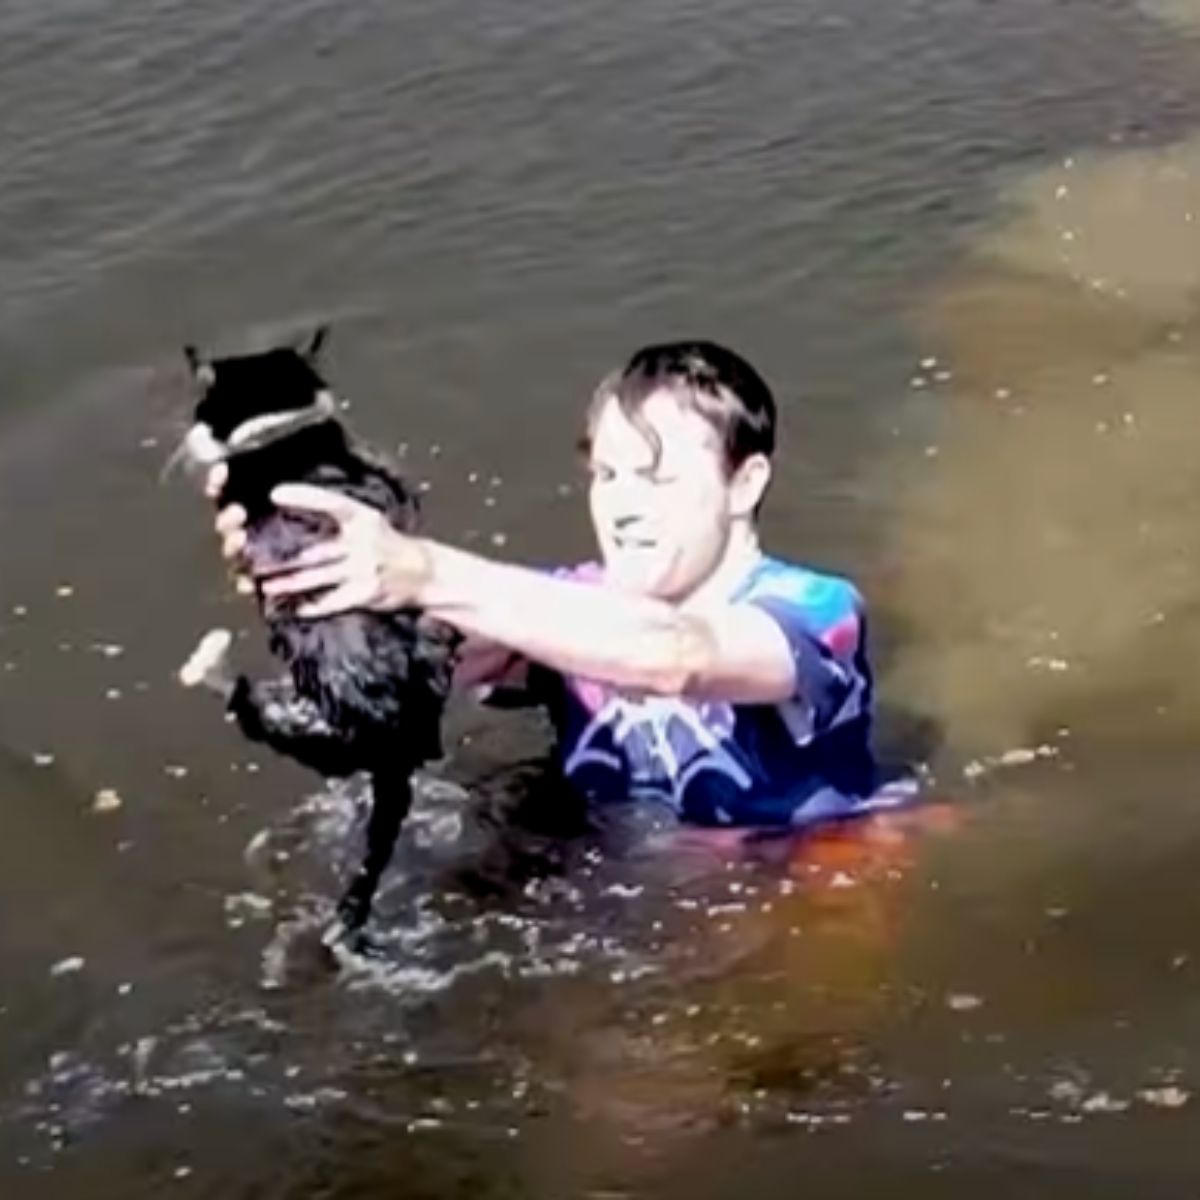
[
  {"xmin": 589, "ymin": 465, "xmax": 615, "ymax": 483},
  {"xmin": 649, "ymin": 474, "xmax": 678, "ymax": 486}
]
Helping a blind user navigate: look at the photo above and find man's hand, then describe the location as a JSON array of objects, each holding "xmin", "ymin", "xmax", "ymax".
[
  {"xmin": 258, "ymin": 484, "xmax": 432, "ymax": 618},
  {"xmin": 205, "ymin": 463, "xmax": 431, "ymax": 619},
  {"xmin": 206, "ymin": 463, "xmax": 254, "ymax": 594}
]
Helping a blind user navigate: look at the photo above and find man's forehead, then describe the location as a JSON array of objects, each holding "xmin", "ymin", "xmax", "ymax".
[{"xmin": 589, "ymin": 389, "xmax": 720, "ymax": 462}]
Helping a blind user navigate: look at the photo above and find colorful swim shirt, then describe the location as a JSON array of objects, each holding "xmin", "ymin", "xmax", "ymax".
[{"xmin": 526, "ymin": 557, "xmax": 904, "ymax": 828}]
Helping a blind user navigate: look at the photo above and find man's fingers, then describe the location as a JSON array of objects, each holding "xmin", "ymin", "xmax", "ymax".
[
  {"xmin": 250, "ymin": 544, "xmax": 349, "ymax": 583},
  {"xmin": 216, "ymin": 505, "xmax": 247, "ymax": 536},
  {"xmin": 271, "ymin": 484, "xmax": 368, "ymax": 524},
  {"xmin": 221, "ymin": 530, "xmax": 246, "ymax": 561},
  {"xmin": 205, "ymin": 463, "xmax": 229, "ymax": 499},
  {"xmin": 278, "ymin": 544, "xmax": 349, "ymax": 573},
  {"xmin": 260, "ymin": 564, "xmax": 351, "ymax": 598},
  {"xmin": 295, "ymin": 585, "xmax": 368, "ymax": 620}
]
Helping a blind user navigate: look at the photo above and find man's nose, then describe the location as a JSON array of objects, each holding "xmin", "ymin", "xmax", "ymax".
[{"xmin": 597, "ymin": 476, "xmax": 650, "ymax": 527}]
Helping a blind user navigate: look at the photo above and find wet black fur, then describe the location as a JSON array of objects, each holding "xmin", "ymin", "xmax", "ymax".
[{"xmin": 187, "ymin": 333, "xmax": 459, "ymax": 945}]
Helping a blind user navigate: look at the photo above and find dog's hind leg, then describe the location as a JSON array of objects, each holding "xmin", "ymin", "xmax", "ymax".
[
  {"xmin": 323, "ymin": 762, "xmax": 414, "ymax": 952},
  {"xmin": 224, "ymin": 672, "xmax": 364, "ymax": 779},
  {"xmin": 180, "ymin": 630, "xmax": 354, "ymax": 773}
]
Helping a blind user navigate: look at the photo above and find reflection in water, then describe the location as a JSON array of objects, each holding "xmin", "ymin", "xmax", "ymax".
[{"xmin": 881, "ymin": 131, "xmax": 1200, "ymax": 758}]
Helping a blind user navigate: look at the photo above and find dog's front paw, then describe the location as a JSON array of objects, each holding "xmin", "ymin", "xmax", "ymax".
[{"xmin": 179, "ymin": 628, "xmax": 235, "ymax": 694}]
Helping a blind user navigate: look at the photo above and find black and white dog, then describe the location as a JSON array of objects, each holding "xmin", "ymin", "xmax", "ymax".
[{"xmin": 176, "ymin": 330, "xmax": 459, "ymax": 952}]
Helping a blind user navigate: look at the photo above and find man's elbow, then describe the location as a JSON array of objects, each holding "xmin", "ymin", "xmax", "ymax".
[{"xmin": 631, "ymin": 616, "xmax": 714, "ymax": 697}]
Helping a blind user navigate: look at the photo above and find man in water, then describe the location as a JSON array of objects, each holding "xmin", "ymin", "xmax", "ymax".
[{"xmin": 209, "ymin": 340, "xmax": 910, "ymax": 829}]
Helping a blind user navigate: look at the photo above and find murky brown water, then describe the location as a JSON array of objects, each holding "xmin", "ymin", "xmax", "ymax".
[{"xmin": 6, "ymin": 0, "xmax": 1200, "ymax": 1195}]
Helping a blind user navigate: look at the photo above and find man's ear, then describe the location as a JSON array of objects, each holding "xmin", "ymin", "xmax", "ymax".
[
  {"xmin": 183, "ymin": 345, "xmax": 215, "ymax": 387},
  {"xmin": 730, "ymin": 453, "xmax": 772, "ymax": 519}
]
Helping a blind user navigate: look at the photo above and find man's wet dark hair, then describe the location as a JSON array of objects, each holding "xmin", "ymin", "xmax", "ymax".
[{"xmin": 581, "ymin": 340, "xmax": 777, "ymax": 474}]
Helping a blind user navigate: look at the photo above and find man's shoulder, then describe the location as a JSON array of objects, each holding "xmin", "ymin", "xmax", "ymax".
[
  {"xmin": 740, "ymin": 556, "xmax": 865, "ymax": 624},
  {"xmin": 549, "ymin": 556, "xmax": 864, "ymax": 621}
]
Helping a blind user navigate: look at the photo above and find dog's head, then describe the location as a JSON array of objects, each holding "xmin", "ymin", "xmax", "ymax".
[{"xmin": 180, "ymin": 327, "xmax": 336, "ymax": 468}]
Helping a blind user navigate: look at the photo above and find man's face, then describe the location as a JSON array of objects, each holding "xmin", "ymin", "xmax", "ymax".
[{"xmin": 587, "ymin": 389, "xmax": 758, "ymax": 600}]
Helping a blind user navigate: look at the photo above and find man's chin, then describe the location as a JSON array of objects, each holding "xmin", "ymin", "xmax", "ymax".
[{"xmin": 604, "ymin": 557, "xmax": 666, "ymax": 596}]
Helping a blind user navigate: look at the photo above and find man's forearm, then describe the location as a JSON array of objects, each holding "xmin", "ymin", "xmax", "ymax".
[{"xmin": 416, "ymin": 541, "xmax": 712, "ymax": 695}]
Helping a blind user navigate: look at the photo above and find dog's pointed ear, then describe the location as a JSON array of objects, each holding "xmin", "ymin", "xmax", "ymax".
[
  {"xmin": 304, "ymin": 325, "xmax": 330, "ymax": 363},
  {"xmin": 184, "ymin": 344, "xmax": 216, "ymax": 387}
]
